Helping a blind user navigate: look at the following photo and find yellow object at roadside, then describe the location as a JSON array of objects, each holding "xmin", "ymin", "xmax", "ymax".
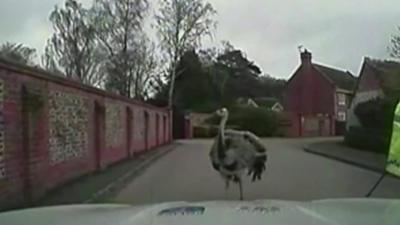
[{"xmin": 386, "ymin": 102, "xmax": 400, "ymax": 177}]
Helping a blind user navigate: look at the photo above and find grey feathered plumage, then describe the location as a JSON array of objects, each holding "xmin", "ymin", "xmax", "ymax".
[
  {"xmin": 210, "ymin": 129, "xmax": 267, "ymax": 181},
  {"xmin": 209, "ymin": 108, "xmax": 268, "ymax": 200}
]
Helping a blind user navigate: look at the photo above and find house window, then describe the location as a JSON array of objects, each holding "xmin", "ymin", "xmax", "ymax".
[
  {"xmin": 337, "ymin": 93, "xmax": 346, "ymax": 106},
  {"xmin": 337, "ymin": 111, "xmax": 346, "ymax": 122}
]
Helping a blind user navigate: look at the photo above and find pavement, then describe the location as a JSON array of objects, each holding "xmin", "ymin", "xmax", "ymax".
[
  {"xmin": 34, "ymin": 144, "xmax": 176, "ymax": 207},
  {"xmin": 304, "ymin": 138, "xmax": 387, "ymax": 173},
  {"xmin": 113, "ymin": 138, "xmax": 400, "ymax": 205}
]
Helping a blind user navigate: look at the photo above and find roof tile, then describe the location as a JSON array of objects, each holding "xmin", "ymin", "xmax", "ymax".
[{"xmin": 313, "ymin": 64, "xmax": 356, "ymax": 91}]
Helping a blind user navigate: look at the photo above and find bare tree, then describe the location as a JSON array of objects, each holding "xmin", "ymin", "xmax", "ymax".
[
  {"xmin": 0, "ymin": 42, "xmax": 37, "ymax": 66},
  {"xmin": 43, "ymin": 0, "xmax": 103, "ymax": 86},
  {"xmin": 131, "ymin": 36, "xmax": 158, "ymax": 99},
  {"xmin": 389, "ymin": 27, "xmax": 400, "ymax": 59},
  {"xmin": 91, "ymin": 0, "xmax": 149, "ymax": 97},
  {"xmin": 154, "ymin": 0, "xmax": 217, "ymax": 107}
]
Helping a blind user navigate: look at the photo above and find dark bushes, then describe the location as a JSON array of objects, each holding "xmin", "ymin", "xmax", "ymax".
[{"xmin": 203, "ymin": 106, "xmax": 282, "ymax": 137}]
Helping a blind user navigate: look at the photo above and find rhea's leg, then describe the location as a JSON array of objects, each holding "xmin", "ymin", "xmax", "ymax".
[
  {"xmin": 225, "ymin": 179, "xmax": 230, "ymax": 190},
  {"xmin": 238, "ymin": 179, "xmax": 243, "ymax": 201}
]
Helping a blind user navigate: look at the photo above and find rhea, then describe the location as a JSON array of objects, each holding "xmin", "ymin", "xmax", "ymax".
[{"xmin": 209, "ymin": 108, "xmax": 268, "ymax": 200}]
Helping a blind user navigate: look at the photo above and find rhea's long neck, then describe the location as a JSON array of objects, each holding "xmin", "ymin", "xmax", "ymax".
[
  {"xmin": 217, "ymin": 114, "xmax": 228, "ymax": 159},
  {"xmin": 219, "ymin": 114, "xmax": 228, "ymax": 140}
]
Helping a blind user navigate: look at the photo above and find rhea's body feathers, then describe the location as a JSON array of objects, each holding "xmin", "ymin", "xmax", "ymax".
[{"xmin": 210, "ymin": 129, "xmax": 267, "ymax": 182}]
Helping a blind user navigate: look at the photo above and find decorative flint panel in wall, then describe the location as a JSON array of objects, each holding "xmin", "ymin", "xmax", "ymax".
[{"xmin": 49, "ymin": 91, "xmax": 89, "ymax": 164}]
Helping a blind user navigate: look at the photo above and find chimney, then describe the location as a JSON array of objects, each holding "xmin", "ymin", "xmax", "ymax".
[{"xmin": 301, "ymin": 49, "xmax": 312, "ymax": 65}]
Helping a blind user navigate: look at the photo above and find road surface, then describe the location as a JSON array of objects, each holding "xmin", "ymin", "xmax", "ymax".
[{"xmin": 114, "ymin": 138, "xmax": 400, "ymax": 205}]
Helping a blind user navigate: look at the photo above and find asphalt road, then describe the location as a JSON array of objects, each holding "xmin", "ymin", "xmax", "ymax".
[{"xmin": 114, "ymin": 138, "xmax": 400, "ymax": 205}]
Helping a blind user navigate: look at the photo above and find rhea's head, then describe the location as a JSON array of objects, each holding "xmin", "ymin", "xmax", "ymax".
[{"xmin": 215, "ymin": 108, "xmax": 228, "ymax": 118}]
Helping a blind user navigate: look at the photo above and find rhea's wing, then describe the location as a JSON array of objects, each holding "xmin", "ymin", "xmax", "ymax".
[{"xmin": 224, "ymin": 130, "xmax": 267, "ymax": 181}]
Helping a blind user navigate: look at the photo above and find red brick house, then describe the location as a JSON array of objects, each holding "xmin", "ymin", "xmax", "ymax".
[
  {"xmin": 283, "ymin": 50, "xmax": 356, "ymax": 137},
  {"xmin": 347, "ymin": 58, "xmax": 400, "ymax": 130}
]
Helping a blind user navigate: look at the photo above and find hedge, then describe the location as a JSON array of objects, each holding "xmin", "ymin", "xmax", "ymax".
[
  {"xmin": 193, "ymin": 125, "xmax": 241, "ymax": 138},
  {"xmin": 345, "ymin": 97, "xmax": 396, "ymax": 154},
  {"xmin": 193, "ymin": 126, "xmax": 218, "ymax": 138},
  {"xmin": 204, "ymin": 106, "xmax": 282, "ymax": 137},
  {"xmin": 354, "ymin": 97, "xmax": 396, "ymax": 130},
  {"xmin": 344, "ymin": 126, "xmax": 391, "ymax": 154}
]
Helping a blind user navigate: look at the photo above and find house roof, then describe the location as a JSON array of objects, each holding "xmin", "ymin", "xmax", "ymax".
[
  {"xmin": 236, "ymin": 97, "xmax": 258, "ymax": 107},
  {"xmin": 253, "ymin": 97, "xmax": 280, "ymax": 108},
  {"xmin": 313, "ymin": 64, "xmax": 356, "ymax": 91},
  {"xmin": 366, "ymin": 58, "xmax": 400, "ymax": 72},
  {"xmin": 364, "ymin": 58, "xmax": 400, "ymax": 94}
]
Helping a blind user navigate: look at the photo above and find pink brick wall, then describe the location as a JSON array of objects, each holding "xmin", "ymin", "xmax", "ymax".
[{"xmin": 0, "ymin": 61, "xmax": 171, "ymax": 210}]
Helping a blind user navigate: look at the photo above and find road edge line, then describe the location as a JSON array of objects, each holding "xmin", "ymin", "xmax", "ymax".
[
  {"xmin": 84, "ymin": 144, "xmax": 177, "ymax": 203},
  {"xmin": 303, "ymin": 147, "xmax": 384, "ymax": 173}
]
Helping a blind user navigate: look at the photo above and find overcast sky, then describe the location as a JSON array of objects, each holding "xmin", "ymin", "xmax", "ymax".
[{"xmin": 1, "ymin": 0, "xmax": 400, "ymax": 79}]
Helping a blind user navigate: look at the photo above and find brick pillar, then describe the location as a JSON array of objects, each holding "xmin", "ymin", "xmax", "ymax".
[{"xmin": 168, "ymin": 109, "xmax": 173, "ymax": 143}]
